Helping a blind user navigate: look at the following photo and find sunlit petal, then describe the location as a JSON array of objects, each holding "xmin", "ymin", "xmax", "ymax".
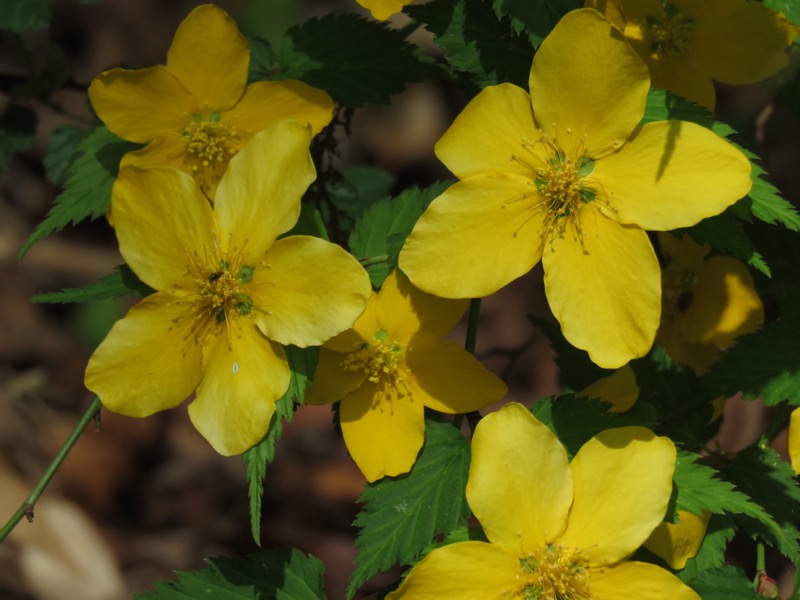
[
  {"xmin": 591, "ymin": 560, "xmax": 700, "ymax": 599},
  {"xmin": 644, "ymin": 510, "xmax": 711, "ymax": 570},
  {"xmin": 229, "ymin": 80, "xmax": 334, "ymax": 136}
]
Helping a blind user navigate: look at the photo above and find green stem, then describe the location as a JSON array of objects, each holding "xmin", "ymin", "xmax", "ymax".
[
  {"xmin": 454, "ymin": 299, "xmax": 482, "ymax": 431},
  {"xmin": 0, "ymin": 396, "xmax": 102, "ymax": 544}
]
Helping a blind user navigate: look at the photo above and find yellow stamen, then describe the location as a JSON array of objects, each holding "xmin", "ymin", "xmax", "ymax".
[
  {"xmin": 515, "ymin": 545, "xmax": 593, "ymax": 600},
  {"xmin": 182, "ymin": 114, "xmax": 239, "ymax": 192},
  {"xmin": 341, "ymin": 332, "xmax": 410, "ymax": 404},
  {"xmin": 647, "ymin": 3, "xmax": 694, "ymax": 59}
]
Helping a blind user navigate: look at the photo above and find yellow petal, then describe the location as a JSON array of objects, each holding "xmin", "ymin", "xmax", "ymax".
[
  {"xmin": 88, "ymin": 66, "xmax": 196, "ymax": 143},
  {"xmin": 340, "ymin": 382, "xmax": 424, "ymax": 482},
  {"xmin": 468, "ymin": 403, "xmax": 572, "ymax": 555},
  {"xmin": 434, "ymin": 83, "xmax": 540, "ymax": 180},
  {"xmin": 215, "ymin": 121, "xmax": 316, "ymax": 260},
  {"xmin": 251, "ymin": 235, "xmax": 371, "ymax": 347},
  {"xmin": 543, "ymin": 216, "xmax": 661, "ymax": 369},
  {"xmin": 386, "ymin": 541, "xmax": 520, "ymax": 599},
  {"xmin": 325, "ymin": 293, "xmax": 380, "ymax": 353},
  {"xmin": 789, "ymin": 408, "xmax": 800, "ymax": 475},
  {"xmin": 189, "ymin": 322, "xmax": 289, "ymax": 456},
  {"xmin": 643, "ymin": 55, "xmax": 717, "ymax": 110},
  {"xmin": 166, "ymin": 5, "xmax": 248, "ymax": 111},
  {"xmin": 376, "ymin": 271, "xmax": 467, "ymax": 343},
  {"xmin": 688, "ymin": 0, "xmax": 797, "ymax": 85},
  {"xmin": 112, "ymin": 166, "xmax": 215, "ymax": 292},
  {"xmin": 530, "ymin": 9, "xmax": 649, "ymax": 157},
  {"xmin": 559, "ymin": 427, "xmax": 676, "ymax": 566},
  {"xmin": 356, "ymin": 0, "xmax": 414, "ymax": 21},
  {"xmin": 229, "ymin": 80, "xmax": 334, "ymax": 136},
  {"xmin": 399, "ymin": 174, "xmax": 544, "ymax": 299},
  {"xmin": 578, "ymin": 365, "xmax": 639, "ymax": 413},
  {"xmin": 590, "ymin": 560, "xmax": 700, "ymax": 600},
  {"xmin": 305, "ymin": 348, "xmax": 365, "ymax": 405},
  {"xmin": 644, "ymin": 510, "xmax": 711, "ymax": 570},
  {"xmin": 593, "ymin": 121, "xmax": 751, "ymax": 231},
  {"xmin": 683, "ymin": 256, "xmax": 764, "ymax": 347},
  {"xmin": 404, "ymin": 334, "xmax": 507, "ymax": 413},
  {"xmin": 85, "ymin": 292, "xmax": 202, "ymax": 417},
  {"xmin": 583, "ymin": 0, "xmax": 626, "ymax": 31},
  {"xmin": 118, "ymin": 134, "xmax": 188, "ymax": 173},
  {"xmin": 658, "ymin": 232, "xmax": 709, "ymax": 273},
  {"xmin": 656, "ymin": 322, "xmax": 721, "ymax": 375}
]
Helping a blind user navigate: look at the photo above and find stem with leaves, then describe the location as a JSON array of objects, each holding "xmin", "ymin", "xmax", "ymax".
[{"xmin": 453, "ymin": 299, "xmax": 482, "ymax": 432}]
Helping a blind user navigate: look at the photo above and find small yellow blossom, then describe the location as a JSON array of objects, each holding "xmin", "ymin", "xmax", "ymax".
[
  {"xmin": 657, "ymin": 233, "xmax": 764, "ymax": 375},
  {"xmin": 399, "ymin": 9, "xmax": 751, "ymax": 369},
  {"xmin": 306, "ymin": 270, "xmax": 507, "ymax": 482},
  {"xmin": 644, "ymin": 510, "xmax": 711, "ymax": 570},
  {"xmin": 586, "ymin": 0, "xmax": 798, "ymax": 109},
  {"xmin": 355, "ymin": 0, "xmax": 414, "ymax": 20},
  {"xmin": 88, "ymin": 4, "xmax": 334, "ymax": 196},
  {"xmin": 84, "ymin": 122, "xmax": 371, "ymax": 456},
  {"xmin": 388, "ymin": 402, "xmax": 699, "ymax": 600}
]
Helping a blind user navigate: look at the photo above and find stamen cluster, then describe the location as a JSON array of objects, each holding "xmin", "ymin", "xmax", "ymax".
[
  {"xmin": 518, "ymin": 545, "xmax": 593, "ymax": 600},
  {"xmin": 647, "ymin": 4, "xmax": 694, "ymax": 59}
]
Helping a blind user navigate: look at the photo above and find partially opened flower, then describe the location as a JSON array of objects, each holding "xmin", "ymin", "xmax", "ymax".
[
  {"xmin": 88, "ymin": 4, "xmax": 334, "ymax": 196},
  {"xmin": 355, "ymin": 0, "xmax": 414, "ymax": 20},
  {"xmin": 586, "ymin": 0, "xmax": 798, "ymax": 109},
  {"xmin": 84, "ymin": 121, "xmax": 371, "ymax": 456},
  {"xmin": 388, "ymin": 402, "xmax": 699, "ymax": 599},
  {"xmin": 399, "ymin": 8, "xmax": 751, "ymax": 368},
  {"xmin": 306, "ymin": 270, "xmax": 507, "ymax": 482},
  {"xmin": 657, "ymin": 233, "xmax": 764, "ymax": 374}
]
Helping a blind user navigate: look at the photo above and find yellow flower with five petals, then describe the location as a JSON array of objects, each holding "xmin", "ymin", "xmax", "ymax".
[
  {"xmin": 84, "ymin": 121, "xmax": 371, "ymax": 456},
  {"xmin": 307, "ymin": 270, "xmax": 507, "ymax": 482},
  {"xmin": 399, "ymin": 9, "xmax": 751, "ymax": 369},
  {"xmin": 387, "ymin": 402, "xmax": 699, "ymax": 600},
  {"xmin": 88, "ymin": 4, "xmax": 334, "ymax": 197}
]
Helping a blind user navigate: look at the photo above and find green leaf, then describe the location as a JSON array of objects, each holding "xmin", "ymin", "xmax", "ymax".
[
  {"xmin": 31, "ymin": 264, "xmax": 154, "ymax": 304},
  {"xmin": 0, "ymin": 105, "xmax": 37, "ymax": 171},
  {"xmin": 19, "ymin": 126, "xmax": 141, "ymax": 260},
  {"xmin": 283, "ymin": 204, "xmax": 330, "ymax": 240},
  {"xmin": 407, "ymin": 0, "xmax": 535, "ymax": 89},
  {"xmin": 491, "ymin": 0, "xmax": 582, "ymax": 46},
  {"xmin": 247, "ymin": 35, "xmax": 277, "ymax": 83},
  {"xmin": 685, "ymin": 565, "xmax": 760, "ymax": 600},
  {"xmin": 0, "ymin": 0, "xmax": 49, "ymax": 31},
  {"xmin": 243, "ymin": 346, "xmax": 317, "ymax": 545},
  {"xmin": 642, "ymin": 88, "xmax": 732, "ymax": 135},
  {"xmin": 326, "ymin": 165, "xmax": 395, "ymax": 221},
  {"xmin": 348, "ymin": 180, "xmax": 452, "ymax": 287},
  {"xmin": 746, "ymin": 158, "xmax": 800, "ymax": 231},
  {"xmin": 347, "ymin": 419, "xmax": 471, "ymax": 599},
  {"xmin": 677, "ymin": 515, "xmax": 735, "ymax": 582},
  {"xmin": 135, "ymin": 548, "xmax": 326, "ymax": 600},
  {"xmin": 763, "ymin": 0, "xmax": 800, "ymax": 26},
  {"xmin": 275, "ymin": 13, "xmax": 442, "ymax": 106},
  {"xmin": 43, "ymin": 125, "xmax": 89, "ymax": 186},
  {"xmin": 718, "ymin": 446, "xmax": 800, "ymax": 562}
]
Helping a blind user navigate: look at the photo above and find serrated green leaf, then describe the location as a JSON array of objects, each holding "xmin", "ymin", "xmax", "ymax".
[
  {"xmin": 0, "ymin": 104, "xmax": 37, "ymax": 171},
  {"xmin": 491, "ymin": 0, "xmax": 582, "ymax": 46},
  {"xmin": 677, "ymin": 514, "xmax": 735, "ymax": 582},
  {"xmin": 274, "ymin": 13, "xmax": 441, "ymax": 106},
  {"xmin": 530, "ymin": 395, "xmax": 656, "ymax": 457},
  {"xmin": 763, "ymin": 0, "xmax": 800, "ymax": 25},
  {"xmin": 43, "ymin": 125, "xmax": 89, "ymax": 186},
  {"xmin": 135, "ymin": 548, "xmax": 326, "ymax": 600},
  {"xmin": 685, "ymin": 565, "xmax": 759, "ymax": 600},
  {"xmin": 247, "ymin": 35, "xmax": 277, "ymax": 83},
  {"xmin": 747, "ymin": 160, "xmax": 800, "ymax": 231},
  {"xmin": 347, "ymin": 419, "xmax": 470, "ymax": 599},
  {"xmin": 702, "ymin": 321, "xmax": 800, "ymax": 405},
  {"xmin": 243, "ymin": 345, "xmax": 317, "ymax": 545},
  {"xmin": 642, "ymin": 88, "xmax": 734, "ymax": 136},
  {"xmin": 30, "ymin": 264, "xmax": 154, "ymax": 304},
  {"xmin": 326, "ymin": 165, "xmax": 395, "ymax": 220},
  {"xmin": 348, "ymin": 181, "xmax": 452, "ymax": 287},
  {"xmin": 0, "ymin": 0, "xmax": 49, "ymax": 31},
  {"xmin": 408, "ymin": 0, "xmax": 534, "ymax": 89},
  {"xmin": 19, "ymin": 126, "xmax": 141, "ymax": 260},
  {"xmin": 718, "ymin": 446, "xmax": 800, "ymax": 562}
]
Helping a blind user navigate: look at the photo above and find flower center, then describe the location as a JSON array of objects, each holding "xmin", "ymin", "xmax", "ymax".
[
  {"xmin": 516, "ymin": 545, "xmax": 593, "ymax": 600},
  {"xmin": 341, "ymin": 330, "xmax": 404, "ymax": 385},
  {"xmin": 661, "ymin": 259, "xmax": 695, "ymax": 321},
  {"xmin": 182, "ymin": 112, "xmax": 239, "ymax": 193},
  {"xmin": 647, "ymin": 3, "xmax": 694, "ymax": 59}
]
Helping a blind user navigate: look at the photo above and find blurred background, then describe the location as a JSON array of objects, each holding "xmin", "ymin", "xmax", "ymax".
[{"xmin": 0, "ymin": 0, "xmax": 798, "ymax": 598}]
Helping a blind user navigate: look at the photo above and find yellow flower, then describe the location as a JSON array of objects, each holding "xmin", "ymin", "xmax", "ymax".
[
  {"xmin": 644, "ymin": 510, "xmax": 711, "ymax": 570},
  {"xmin": 84, "ymin": 121, "xmax": 371, "ymax": 456},
  {"xmin": 88, "ymin": 4, "xmax": 334, "ymax": 196},
  {"xmin": 657, "ymin": 233, "xmax": 764, "ymax": 375},
  {"xmin": 586, "ymin": 0, "xmax": 798, "ymax": 109},
  {"xmin": 388, "ymin": 402, "xmax": 699, "ymax": 600},
  {"xmin": 355, "ymin": 0, "xmax": 414, "ymax": 20},
  {"xmin": 306, "ymin": 270, "xmax": 507, "ymax": 482},
  {"xmin": 399, "ymin": 9, "xmax": 751, "ymax": 369}
]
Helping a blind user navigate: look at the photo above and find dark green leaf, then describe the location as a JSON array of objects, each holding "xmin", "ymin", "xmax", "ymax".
[
  {"xmin": 347, "ymin": 419, "xmax": 471, "ymax": 599},
  {"xmin": 135, "ymin": 548, "xmax": 326, "ymax": 600},
  {"xmin": 0, "ymin": 0, "xmax": 49, "ymax": 31},
  {"xmin": 31, "ymin": 264, "xmax": 154, "ymax": 304},
  {"xmin": 326, "ymin": 165, "xmax": 395, "ymax": 220},
  {"xmin": 685, "ymin": 565, "xmax": 759, "ymax": 600},
  {"xmin": 43, "ymin": 125, "xmax": 89, "ymax": 186},
  {"xmin": 0, "ymin": 105, "xmax": 37, "ymax": 171},
  {"xmin": 677, "ymin": 514, "xmax": 735, "ymax": 582},
  {"xmin": 247, "ymin": 35, "xmax": 277, "ymax": 83},
  {"xmin": 491, "ymin": 0, "xmax": 582, "ymax": 46},
  {"xmin": 747, "ymin": 159, "xmax": 800, "ymax": 231},
  {"xmin": 19, "ymin": 126, "xmax": 141, "ymax": 259},
  {"xmin": 243, "ymin": 346, "xmax": 317, "ymax": 545},
  {"xmin": 407, "ymin": 0, "xmax": 535, "ymax": 89},
  {"xmin": 275, "ymin": 13, "xmax": 442, "ymax": 106},
  {"xmin": 348, "ymin": 181, "xmax": 451, "ymax": 287},
  {"xmin": 283, "ymin": 204, "xmax": 330, "ymax": 240}
]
